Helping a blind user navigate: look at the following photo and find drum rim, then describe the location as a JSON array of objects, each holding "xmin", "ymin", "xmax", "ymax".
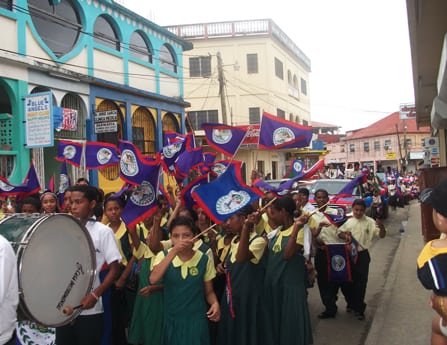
[{"xmin": 10, "ymin": 213, "xmax": 97, "ymax": 327}]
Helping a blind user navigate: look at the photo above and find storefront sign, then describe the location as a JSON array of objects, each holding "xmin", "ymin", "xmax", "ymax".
[
  {"xmin": 94, "ymin": 110, "xmax": 118, "ymax": 133},
  {"xmin": 399, "ymin": 103, "xmax": 416, "ymax": 120},
  {"xmin": 24, "ymin": 92, "xmax": 53, "ymax": 148}
]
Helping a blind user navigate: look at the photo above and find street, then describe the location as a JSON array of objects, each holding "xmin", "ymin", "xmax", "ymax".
[{"xmin": 307, "ymin": 201, "xmax": 419, "ymax": 345}]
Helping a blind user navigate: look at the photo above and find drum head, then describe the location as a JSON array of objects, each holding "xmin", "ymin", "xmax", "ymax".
[{"xmin": 18, "ymin": 214, "xmax": 96, "ymax": 327}]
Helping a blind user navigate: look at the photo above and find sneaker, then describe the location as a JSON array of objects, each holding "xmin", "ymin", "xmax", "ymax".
[{"xmin": 355, "ymin": 312, "xmax": 365, "ymax": 320}]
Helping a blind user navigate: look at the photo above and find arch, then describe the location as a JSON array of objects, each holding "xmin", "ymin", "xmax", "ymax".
[
  {"xmin": 96, "ymin": 99, "xmax": 124, "ymax": 180},
  {"xmin": 159, "ymin": 44, "xmax": 177, "ymax": 73},
  {"xmin": 58, "ymin": 93, "xmax": 87, "ymax": 139},
  {"xmin": 27, "ymin": 0, "xmax": 82, "ymax": 58},
  {"xmin": 162, "ymin": 112, "xmax": 179, "ymax": 134},
  {"xmin": 30, "ymin": 86, "xmax": 57, "ymax": 105},
  {"xmin": 129, "ymin": 30, "xmax": 153, "ymax": 63},
  {"xmin": 0, "ymin": 82, "xmax": 14, "ymax": 178},
  {"xmin": 94, "ymin": 14, "xmax": 121, "ymax": 51},
  {"xmin": 132, "ymin": 107, "xmax": 156, "ymax": 156}
]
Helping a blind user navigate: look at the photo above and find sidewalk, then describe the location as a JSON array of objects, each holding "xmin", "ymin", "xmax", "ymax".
[{"xmin": 365, "ymin": 201, "xmax": 434, "ymax": 345}]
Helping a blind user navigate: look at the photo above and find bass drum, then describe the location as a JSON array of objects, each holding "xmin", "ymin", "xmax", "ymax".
[{"xmin": 0, "ymin": 213, "xmax": 96, "ymax": 327}]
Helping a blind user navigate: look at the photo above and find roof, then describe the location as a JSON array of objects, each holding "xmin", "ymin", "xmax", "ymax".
[
  {"xmin": 317, "ymin": 134, "xmax": 344, "ymax": 144},
  {"xmin": 311, "ymin": 120, "xmax": 340, "ymax": 129},
  {"xmin": 347, "ymin": 112, "xmax": 431, "ymax": 140}
]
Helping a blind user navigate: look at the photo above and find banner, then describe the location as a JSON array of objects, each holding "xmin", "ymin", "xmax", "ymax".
[
  {"xmin": 85, "ymin": 141, "xmax": 120, "ymax": 170},
  {"xmin": 325, "ymin": 243, "xmax": 352, "ymax": 282}
]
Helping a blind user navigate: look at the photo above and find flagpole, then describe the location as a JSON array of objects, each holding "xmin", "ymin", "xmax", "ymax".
[{"xmin": 191, "ymin": 223, "xmax": 218, "ymax": 241}]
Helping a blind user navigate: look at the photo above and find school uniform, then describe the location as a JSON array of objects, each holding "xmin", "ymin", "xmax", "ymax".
[
  {"xmin": 56, "ymin": 220, "xmax": 121, "ymax": 345},
  {"xmin": 338, "ymin": 215, "xmax": 382, "ymax": 316},
  {"xmin": 261, "ymin": 225, "xmax": 313, "ymax": 345},
  {"xmin": 217, "ymin": 232, "xmax": 266, "ymax": 345},
  {"xmin": 153, "ymin": 249, "xmax": 216, "ymax": 345}
]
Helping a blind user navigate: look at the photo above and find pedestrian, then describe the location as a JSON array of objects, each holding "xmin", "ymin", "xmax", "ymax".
[
  {"xmin": 337, "ymin": 198, "xmax": 386, "ymax": 320},
  {"xmin": 309, "ymin": 189, "xmax": 349, "ymax": 319},
  {"xmin": 40, "ymin": 190, "xmax": 60, "ymax": 213},
  {"xmin": 55, "ymin": 185, "xmax": 121, "ymax": 345},
  {"xmin": 216, "ymin": 205, "xmax": 267, "ymax": 345},
  {"xmin": 417, "ymin": 179, "xmax": 447, "ymax": 345},
  {"xmin": 19, "ymin": 196, "xmax": 41, "ymax": 214},
  {"xmin": 0, "ymin": 234, "xmax": 18, "ymax": 345},
  {"xmin": 127, "ymin": 210, "xmax": 164, "ymax": 345},
  {"xmin": 261, "ymin": 197, "xmax": 313, "ymax": 345},
  {"xmin": 150, "ymin": 216, "xmax": 220, "ymax": 345}
]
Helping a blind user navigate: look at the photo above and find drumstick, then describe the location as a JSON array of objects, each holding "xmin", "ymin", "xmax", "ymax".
[
  {"xmin": 308, "ymin": 201, "xmax": 330, "ymax": 217},
  {"xmin": 62, "ymin": 304, "xmax": 82, "ymax": 316},
  {"xmin": 191, "ymin": 224, "xmax": 218, "ymax": 241}
]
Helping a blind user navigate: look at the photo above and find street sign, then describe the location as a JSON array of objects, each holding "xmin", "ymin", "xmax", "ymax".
[{"xmin": 94, "ymin": 110, "xmax": 118, "ymax": 133}]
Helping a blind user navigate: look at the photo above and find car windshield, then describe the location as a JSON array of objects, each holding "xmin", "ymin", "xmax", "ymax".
[{"xmin": 308, "ymin": 180, "xmax": 360, "ymax": 196}]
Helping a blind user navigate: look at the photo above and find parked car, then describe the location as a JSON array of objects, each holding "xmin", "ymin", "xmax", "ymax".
[{"xmin": 306, "ymin": 179, "xmax": 389, "ymax": 218}]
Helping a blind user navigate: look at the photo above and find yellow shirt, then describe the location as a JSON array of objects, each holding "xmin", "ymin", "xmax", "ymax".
[
  {"xmin": 109, "ymin": 221, "xmax": 132, "ymax": 266},
  {"xmin": 255, "ymin": 213, "xmax": 274, "ymax": 235},
  {"xmin": 309, "ymin": 207, "xmax": 343, "ymax": 244},
  {"xmin": 338, "ymin": 216, "xmax": 380, "ymax": 250},
  {"xmin": 153, "ymin": 249, "xmax": 216, "ymax": 280},
  {"xmin": 228, "ymin": 232, "xmax": 266, "ymax": 264},
  {"xmin": 270, "ymin": 224, "xmax": 305, "ymax": 253}
]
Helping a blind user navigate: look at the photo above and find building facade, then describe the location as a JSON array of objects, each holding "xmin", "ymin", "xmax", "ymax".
[
  {"xmin": 165, "ymin": 19, "xmax": 312, "ymax": 179},
  {"xmin": 0, "ymin": 0, "xmax": 191, "ymax": 194}
]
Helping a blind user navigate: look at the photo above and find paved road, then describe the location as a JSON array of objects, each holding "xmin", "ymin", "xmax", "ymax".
[{"xmin": 307, "ymin": 202, "xmax": 410, "ymax": 345}]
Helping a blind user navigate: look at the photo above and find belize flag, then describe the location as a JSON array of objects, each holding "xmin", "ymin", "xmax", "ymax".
[
  {"xmin": 199, "ymin": 152, "xmax": 218, "ymax": 175},
  {"xmin": 55, "ymin": 140, "xmax": 83, "ymax": 167},
  {"xmin": 325, "ymin": 243, "xmax": 352, "ymax": 282},
  {"xmin": 85, "ymin": 141, "xmax": 120, "ymax": 170},
  {"xmin": 202, "ymin": 123, "xmax": 247, "ymax": 157},
  {"xmin": 174, "ymin": 146, "xmax": 203, "ymax": 180},
  {"xmin": 119, "ymin": 140, "xmax": 161, "ymax": 186},
  {"xmin": 58, "ymin": 160, "xmax": 71, "ymax": 209},
  {"xmin": 258, "ymin": 112, "xmax": 313, "ymax": 150},
  {"xmin": 0, "ymin": 162, "xmax": 41, "ymax": 200},
  {"xmin": 192, "ymin": 164, "xmax": 263, "ymax": 224},
  {"xmin": 157, "ymin": 139, "xmax": 187, "ymax": 175},
  {"xmin": 209, "ymin": 160, "xmax": 243, "ymax": 178},
  {"xmin": 283, "ymin": 159, "xmax": 305, "ymax": 178},
  {"xmin": 181, "ymin": 174, "xmax": 209, "ymax": 210},
  {"xmin": 121, "ymin": 164, "xmax": 161, "ymax": 228}
]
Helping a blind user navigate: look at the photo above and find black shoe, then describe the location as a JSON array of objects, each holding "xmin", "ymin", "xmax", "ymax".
[
  {"xmin": 355, "ymin": 312, "xmax": 365, "ymax": 320},
  {"xmin": 346, "ymin": 306, "xmax": 353, "ymax": 313},
  {"xmin": 318, "ymin": 311, "xmax": 336, "ymax": 319}
]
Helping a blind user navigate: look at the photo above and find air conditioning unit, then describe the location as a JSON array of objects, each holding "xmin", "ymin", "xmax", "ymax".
[{"xmin": 384, "ymin": 145, "xmax": 390, "ymax": 151}]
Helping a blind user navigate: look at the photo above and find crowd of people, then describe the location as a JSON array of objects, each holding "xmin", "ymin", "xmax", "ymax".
[{"xmin": 0, "ymin": 169, "xmax": 392, "ymax": 345}]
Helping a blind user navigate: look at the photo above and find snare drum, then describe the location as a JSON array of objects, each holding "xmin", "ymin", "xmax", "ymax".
[{"xmin": 0, "ymin": 213, "xmax": 96, "ymax": 327}]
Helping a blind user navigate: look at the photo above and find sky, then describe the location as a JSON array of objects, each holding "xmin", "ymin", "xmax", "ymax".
[{"xmin": 122, "ymin": 0, "xmax": 414, "ymax": 133}]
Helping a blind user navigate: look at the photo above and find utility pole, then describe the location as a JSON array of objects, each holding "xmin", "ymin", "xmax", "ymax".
[{"xmin": 217, "ymin": 51, "xmax": 228, "ymax": 125}]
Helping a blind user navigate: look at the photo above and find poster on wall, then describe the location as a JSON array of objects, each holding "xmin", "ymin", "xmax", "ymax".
[{"xmin": 24, "ymin": 92, "xmax": 53, "ymax": 148}]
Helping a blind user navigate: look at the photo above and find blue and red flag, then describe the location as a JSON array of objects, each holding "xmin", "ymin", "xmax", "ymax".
[
  {"xmin": 181, "ymin": 174, "xmax": 209, "ymax": 210},
  {"xmin": 323, "ymin": 209, "xmax": 348, "ymax": 228},
  {"xmin": 349, "ymin": 236, "xmax": 360, "ymax": 264},
  {"xmin": 331, "ymin": 172, "xmax": 367, "ymax": 202},
  {"xmin": 85, "ymin": 141, "xmax": 120, "ymax": 170},
  {"xmin": 55, "ymin": 140, "xmax": 83, "ymax": 167},
  {"xmin": 209, "ymin": 160, "xmax": 243, "ymax": 177},
  {"xmin": 0, "ymin": 162, "xmax": 41, "ymax": 199},
  {"xmin": 258, "ymin": 112, "xmax": 313, "ymax": 150},
  {"xmin": 58, "ymin": 160, "xmax": 71, "ymax": 209},
  {"xmin": 283, "ymin": 159, "xmax": 305, "ymax": 178},
  {"xmin": 325, "ymin": 243, "xmax": 352, "ymax": 282},
  {"xmin": 157, "ymin": 139, "xmax": 187, "ymax": 175},
  {"xmin": 202, "ymin": 123, "xmax": 247, "ymax": 157},
  {"xmin": 164, "ymin": 131, "xmax": 187, "ymax": 146},
  {"xmin": 119, "ymin": 140, "xmax": 161, "ymax": 186},
  {"xmin": 199, "ymin": 152, "xmax": 217, "ymax": 175},
  {"xmin": 121, "ymin": 164, "xmax": 161, "ymax": 229},
  {"xmin": 46, "ymin": 175, "xmax": 55, "ymax": 193},
  {"xmin": 174, "ymin": 146, "xmax": 203, "ymax": 180},
  {"xmin": 192, "ymin": 164, "xmax": 263, "ymax": 224}
]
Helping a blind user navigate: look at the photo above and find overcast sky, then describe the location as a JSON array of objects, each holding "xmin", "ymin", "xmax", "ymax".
[{"xmin": 123, "ymin": 0, "xmax": 414, "ymax": 133}]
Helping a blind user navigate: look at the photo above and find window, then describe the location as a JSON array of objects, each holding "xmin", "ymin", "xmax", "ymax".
[
  {"xmin": 28, "ymin": 0, "xmax": 81, "ymax": 57},
  {"xmin": 405, "ymin": 138, "xmax": 412, "ymax": 148},
  {"xmin": 189, "ymin": 56, "xmax": 211, "ymax": 77},
  {"xmin": 384, "ymin": 139, "xmax": 392, "ymax": 150},
  {"xmin": 374, "ymin": 141, "xmax": 380, "ymax": 151},
  {"xmin": 187, "ymin": 110, "xmax": 218, "ymax": 130},
  {"xmin": 301, "ymin": 78, "xmax": 307, "ymax": 95},
  {"xmin": 160, "ymin": 44, "xmax": 177, "ymax": 73},
  {"xmin": 247, "ymin": 54, "xmax": 258, "ymax": 74},
  {"xmin": 363, "ymin": 142, "xmax": 370, "ymax": 152},
  {"xmin": 277, "ymin": 109, "xmax": 285, "ymax": 119},
  {"xmin": 249, "ymin": 107, "xmax": 260, "ymax": 124},
  {"xmin": 274, "ymin": 58, "xmax": 283, "ymax": 79},
  {"xmin": 349, "ymin": 143, "xmax": 355, "ymax": 152},
  {"xmin": 302, "ymin": 119, "xmax": 309, "ymax": 126},
  {"xmin": 287, "ymin": 70, "xmax": 292, "ymax": 85},
  {"xmin": 94, "ymin": 15, "xmax": 120, "ymax": 51},
  {"xmin": 0, "ymin": 0, "xmax": 12, "ymax": 10},
  {"xmin": 129, "ymin": 31, "xmax": 152, "ymax": 63}
]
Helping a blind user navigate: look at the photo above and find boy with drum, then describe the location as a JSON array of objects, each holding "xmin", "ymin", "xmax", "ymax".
[{"xmin": 56, "ymin": 185, "xmax": 121, "ymax": 345}]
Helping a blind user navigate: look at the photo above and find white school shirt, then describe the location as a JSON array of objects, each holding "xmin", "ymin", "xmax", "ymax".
[{"xmin": 81, "ymin": 220, "xmax": 121, "ymax": 316}]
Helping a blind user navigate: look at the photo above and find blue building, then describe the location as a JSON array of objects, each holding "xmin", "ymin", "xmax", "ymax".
[{"xmin": 0, "ymin": 0, "xmax": 192, "ymax": 194}]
